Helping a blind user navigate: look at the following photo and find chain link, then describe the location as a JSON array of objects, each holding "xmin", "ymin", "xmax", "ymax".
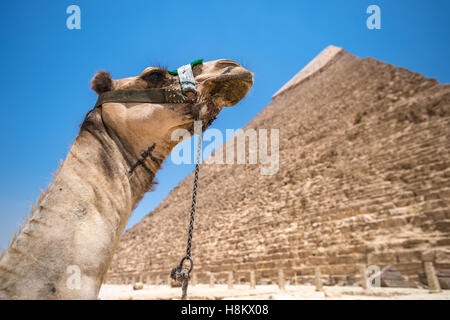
[
  {"xmin": 186, "ymin": 129, "xmax": 202, "ymax": 257},
  {"xmin": 170, "ymin": 125, "xmax": 203, "ymax": 300}
]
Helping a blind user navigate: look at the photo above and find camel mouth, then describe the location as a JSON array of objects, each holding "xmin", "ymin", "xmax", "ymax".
[
  {"xmin": 174, "ymin": 65, "xmax": 253, "ymax": 132},
  {"xmin": 204, "ymin": 73, "xmax": 254, "ymax": 107}
]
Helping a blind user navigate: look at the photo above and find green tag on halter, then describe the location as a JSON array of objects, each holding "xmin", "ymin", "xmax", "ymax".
[{"xmin": 168, "ymin": 59, "xmax": 203, "ymax": 75}]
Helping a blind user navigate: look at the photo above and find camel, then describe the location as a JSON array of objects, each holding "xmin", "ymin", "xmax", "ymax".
[{"xmin": 0, "ymin": 59, "xmax": 253, "ymax": 299}]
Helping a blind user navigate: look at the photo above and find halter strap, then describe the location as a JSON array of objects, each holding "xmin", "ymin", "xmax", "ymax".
[
  {"xmin": 177, "ymin": 64, "xmax": 197, "ymax": 93},
  {"xmin": 94, "ymin": 59, "xmax": 203, "ymax": 107},
  {"xmin": 94, "ymin": 88, "xmax": 192, "ymax": 107}
]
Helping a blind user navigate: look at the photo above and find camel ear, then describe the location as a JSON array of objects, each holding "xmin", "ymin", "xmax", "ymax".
[{"xmin": 91, "ymin": 71, "xmax": 112, "ymax": 94}]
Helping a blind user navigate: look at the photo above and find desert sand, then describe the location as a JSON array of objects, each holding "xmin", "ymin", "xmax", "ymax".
[{"xmin": 99, "ymin": 284, "xmax": 450, "ymax": 300}]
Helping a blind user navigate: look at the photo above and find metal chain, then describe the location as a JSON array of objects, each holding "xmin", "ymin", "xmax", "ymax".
[
  {"xmin": 186, "ymin": 128, "xmax": 202, "ymax": 257},
  {"xmin": 170, "ymin": 124, "xmax": 203, "ymax": 300}
]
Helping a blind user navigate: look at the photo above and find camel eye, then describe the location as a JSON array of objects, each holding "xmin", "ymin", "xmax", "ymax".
[{"xmin": 141, "ymin": 71, "xmax": 165, "ymax": 86}]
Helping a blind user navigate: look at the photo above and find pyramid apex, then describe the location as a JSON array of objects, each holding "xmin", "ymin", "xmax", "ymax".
[{"xmin": 272, "ymin": 45, "xmax": 346, "ymax": 98}]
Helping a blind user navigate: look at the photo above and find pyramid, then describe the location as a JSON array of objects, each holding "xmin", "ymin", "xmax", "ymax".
[{"xmin": 105, "ymin": 46, "xmax": 450, "ymax": 287}]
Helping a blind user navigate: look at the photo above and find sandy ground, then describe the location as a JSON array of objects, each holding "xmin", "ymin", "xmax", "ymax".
[{"xmin": 99, "ymin": 284, "xmax": 450, "ymax": 300}]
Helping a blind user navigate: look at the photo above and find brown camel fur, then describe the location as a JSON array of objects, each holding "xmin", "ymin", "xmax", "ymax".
[{"xmin": 0, "ymin": 59, "xmax": 253, "ymax": 299}]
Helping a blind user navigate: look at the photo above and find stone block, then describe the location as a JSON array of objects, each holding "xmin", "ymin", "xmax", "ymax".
[
  {"xmin": 422, "ymin": 250, "xmax": 435, "ymax": 262},
  {"xmin": 435, "ymin": 250, "xmax": 450, "ymax": 264},
  {"xmin": 397, "ymin": 251, "xmax": 421, "ymax": 264},
  {"xmin": 435, "ymin": 221, "xmax": 450, "ymax": 232},
  {"xmin": 419, "ymin": 269, "xmax": 450, "ymax": 289},
  {"xmin": 380, "ymin": 265, "xmax": 409, "ymax": 288},
  {"xmin": 369, "ymin": 252, "xmax": 397, "ymax": 264}
]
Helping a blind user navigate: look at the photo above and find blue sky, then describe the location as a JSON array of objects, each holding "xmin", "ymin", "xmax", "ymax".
[{"xmin": 0, "ymin": 0, "xmax": 449, "ymax": 251}]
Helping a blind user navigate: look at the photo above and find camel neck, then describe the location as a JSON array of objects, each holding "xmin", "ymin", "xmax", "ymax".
[
  {"xmin": 80, "ymin": 107, "xmax": 159, "ymax": 203},
  {"xmin": 0, "ymin": 107, "xmax": 162, "ymax": 299}
]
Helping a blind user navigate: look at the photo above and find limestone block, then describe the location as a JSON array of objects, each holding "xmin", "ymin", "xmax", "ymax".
[
  {"xmin": 422, "ymin": 250, "xmax": 436, "ymax": 262},
  {"xmin": 380, "ymin": 265, "xmax": 409, "ymax": 288},
  {"xmin": 435, "ymin": 250, "xmax": 450, "ymax": 264}
]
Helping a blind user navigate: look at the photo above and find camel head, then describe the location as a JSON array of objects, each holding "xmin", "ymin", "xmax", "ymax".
[{"xmin": 90, "ymin": 59, "xmax": 253, "ymax": 157}]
